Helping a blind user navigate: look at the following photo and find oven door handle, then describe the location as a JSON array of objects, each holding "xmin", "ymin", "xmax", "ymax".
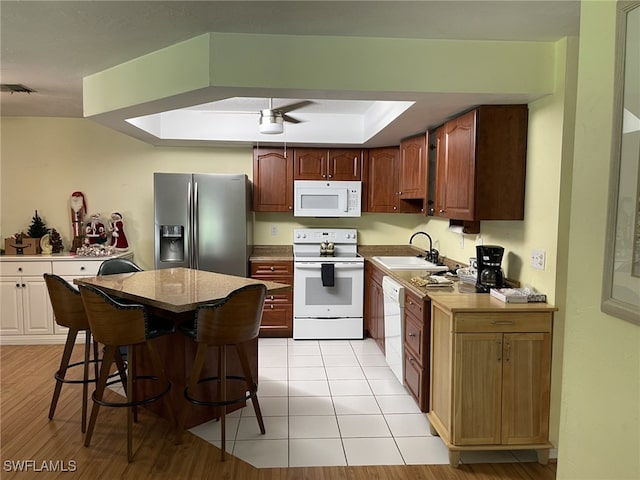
[{"xmin": 294, "ymin": 262, "xmax": 363, "ymax": 269}]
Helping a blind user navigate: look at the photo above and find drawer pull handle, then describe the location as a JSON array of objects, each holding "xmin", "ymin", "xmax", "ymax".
[
  {"xmin": 497, "ymin": 341, "xmax": 502, "ymax": 362},
  {"xmin": 492, "ymin": 321, "xmax": 514, "ymax": 325}
]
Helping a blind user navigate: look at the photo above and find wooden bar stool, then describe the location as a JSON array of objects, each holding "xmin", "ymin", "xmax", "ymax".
[
  {"xmin": 176, "ymin": 283, "xmax": 267, "ymax": 461},
  {"xmin": 79, "ymin": 284, "xmax": 175, "ymax": 462},
  {"xmin": 44, "ymin": 273, "xmax": 126, "ymax": 433}
]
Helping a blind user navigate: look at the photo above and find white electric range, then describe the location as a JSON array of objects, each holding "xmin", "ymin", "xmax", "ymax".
[{"xmin": 292, "ymin": 228, "xmax": 364, "ymax": 340}]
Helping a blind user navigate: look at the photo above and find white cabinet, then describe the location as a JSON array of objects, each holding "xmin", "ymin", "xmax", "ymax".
[
  {"xmin": 0, "ymin": 253, "xmax": 133, "ymax": 344},
  {"xmin": 0, "ymin": 261, "xmax": 53, "ymax": 337}
]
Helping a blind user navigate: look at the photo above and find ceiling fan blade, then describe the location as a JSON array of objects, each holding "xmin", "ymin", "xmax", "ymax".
[
  {"xmin": 282, "ymin": 113, "xmax": 303, "ymax": 124},
  {"xmin": 277, "ymin": 100, "xmax": 314, "ymax": 114}
]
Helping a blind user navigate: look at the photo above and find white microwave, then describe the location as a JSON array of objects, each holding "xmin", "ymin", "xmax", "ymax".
[{"xmin": 294, "ymin": 180, "xmax": 362, "ymax": 217}]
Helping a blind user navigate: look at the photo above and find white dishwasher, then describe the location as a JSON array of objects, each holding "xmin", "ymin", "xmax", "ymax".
[{"xmin": 382, "ymin": 276, "xmax": 405, "ymax": 384}]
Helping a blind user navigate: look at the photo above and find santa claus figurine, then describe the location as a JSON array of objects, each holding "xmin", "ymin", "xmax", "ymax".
[{"xmin": 109, "ymin": 212, "xmax": 129, "ymax": 251}]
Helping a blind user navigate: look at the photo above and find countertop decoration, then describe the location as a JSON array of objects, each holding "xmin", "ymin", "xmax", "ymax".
[{"xmin": 75, "ymin": 243, "xmax": 116, "ymax": 257}]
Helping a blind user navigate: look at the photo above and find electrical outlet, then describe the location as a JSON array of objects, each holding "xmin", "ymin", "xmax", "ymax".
[
  {"xmin": 270, "ymin": 225, "xmax": 278, "ymax": 236},
  {"xmin": 531, "ymin": 249, "xmax": 546, "ymax": 270}
]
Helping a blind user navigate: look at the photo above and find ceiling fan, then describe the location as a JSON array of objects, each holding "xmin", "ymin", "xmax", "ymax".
[{"xmin": 258, "ymin": 98, "xmax": 313, "ymax": 134}]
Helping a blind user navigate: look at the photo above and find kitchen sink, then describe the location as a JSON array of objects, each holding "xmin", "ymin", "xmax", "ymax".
[{"xmin": 371, "ymin": 256, "xmax": 448, "ymax": 272}]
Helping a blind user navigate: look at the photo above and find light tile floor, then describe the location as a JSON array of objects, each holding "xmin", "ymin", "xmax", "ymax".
[{"xmin": 182, "ymin": 337, "xmax": 543, "ymax": 468}]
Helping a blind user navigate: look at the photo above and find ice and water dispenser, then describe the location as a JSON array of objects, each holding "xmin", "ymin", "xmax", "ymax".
[{"xmin": 159, "ymin": 225, "xmax": 185, "ymax": 262}]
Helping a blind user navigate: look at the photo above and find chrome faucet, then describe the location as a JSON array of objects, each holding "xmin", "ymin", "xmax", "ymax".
[{"xmin": 409, "ymin": 231, "xmax": 440, "ymax": 264}]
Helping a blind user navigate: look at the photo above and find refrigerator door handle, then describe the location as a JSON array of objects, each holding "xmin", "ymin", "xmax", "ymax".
[{"xmin": 192, "ymin": 180, "xmax": 199, "ymax": 270}]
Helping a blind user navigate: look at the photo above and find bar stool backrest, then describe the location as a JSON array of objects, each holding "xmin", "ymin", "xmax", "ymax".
[
  {"xmin": 79, "ymin": 285, "xmax": 147, "ymax": 346},
  {"xmin": 194, "ymin": 284, "xmax": 267, "ymax": 346},
  {"xmin": 97, "ymin": 258, "xmax": 143, "ymax": 276},
  {"xmin": 44, "ymin": 273, "xmax": 89, "ymax": 330}
]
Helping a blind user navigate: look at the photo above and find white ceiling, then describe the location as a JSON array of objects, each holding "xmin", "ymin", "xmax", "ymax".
[{"xmin": 0, "ymin": 0, "xmax": 580, "ymax": 147}]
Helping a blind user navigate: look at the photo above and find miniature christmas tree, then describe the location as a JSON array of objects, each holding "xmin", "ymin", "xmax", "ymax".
[
  {"xmin": 49, "ymin": 228, "xmax": 64, "ymax": 253},
  {"xmin": 27, "ymin": 210, "xmax": 48, "ymax": 238}
]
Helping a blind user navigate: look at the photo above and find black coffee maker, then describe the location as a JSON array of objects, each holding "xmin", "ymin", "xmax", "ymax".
[{"xmin": 475, "ymin": 245, "xmax": 505, "ymax": 293}]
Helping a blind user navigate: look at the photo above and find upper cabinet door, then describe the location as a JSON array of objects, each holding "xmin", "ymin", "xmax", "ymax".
[
  {"xmin": 399, "ymin": 133, "xmax": 427, "ymax": 200},
  {"xmin": 253, "ymin": 148, "xmax": 293, "ymax": 212},
  {"xmin": 442, "ymin": 110, "xmax": 477, "ymax": 221},
  {"xmin": 293, "ymin": 148, "xmax": 327, "ymax": 180},
  {"xmin": 327, "ymin": 149, "xmax": 362, "ymax": 181},
  {"xmin": 366, "ymin": 147, "xmax": 400, "ymax": 213},
  {"xmin": 294, "ymin": 148, "xmax": 362, "ymax": 180}
]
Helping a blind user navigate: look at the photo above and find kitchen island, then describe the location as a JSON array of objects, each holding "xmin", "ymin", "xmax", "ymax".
[{"xmin": 75, "ymin": 267, "xmax": 290, "ymax": 427}]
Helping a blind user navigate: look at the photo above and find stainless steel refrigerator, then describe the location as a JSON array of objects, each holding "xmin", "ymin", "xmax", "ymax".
[{"xmin": 154, "ymin": 173, "xmax": 252, "ymax": 277}]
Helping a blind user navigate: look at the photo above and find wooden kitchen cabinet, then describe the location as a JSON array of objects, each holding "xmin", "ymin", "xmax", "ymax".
[
  {"xmin": 293, "ymin": 148, "xmax": 362, "ymax": 181},
  {"xmin": 253, "ymin": 147, "xmax": 293, "ymax": 212},
  {"xmin": 364, "ymin": 261, "xmax": 385, "ymax": 352},
  {"xmin": 433, "ymin": 105, "xmax": 528, "ymax": 221},
  {"xmin": 365, "ymin": 147, "xmax": 422, "ymax": 214},
  {"xmin": 428, "ymin": 298, "xmax": 555, "ymax": 467},
  {"xmin": 250, "ymin": 260, "xmax": 293, "ymax": 337},
  {"xmin": 399, "ymin": 133, "xmax": 428, "ymax": 206},
  {"xmin": 403, "ymin": 289, "xmax": 429, "ymax": 412}
]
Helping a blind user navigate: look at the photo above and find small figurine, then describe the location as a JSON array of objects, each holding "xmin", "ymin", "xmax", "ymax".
[
  {"xmin": 85, "ymin": 213, "xmax": 105, "ymax": 245},
  {"xmin": 70, "ymin": 192, "xmax": 87, "ymax": 239},
  {"xmin": 109, "ymin": 212, "xmax": 129, "ymax": 251}
]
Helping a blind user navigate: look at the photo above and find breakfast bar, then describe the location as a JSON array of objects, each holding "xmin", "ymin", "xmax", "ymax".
[{"xmin": 74, "ymin": 267, "xmax": 290, "ymax": 427}]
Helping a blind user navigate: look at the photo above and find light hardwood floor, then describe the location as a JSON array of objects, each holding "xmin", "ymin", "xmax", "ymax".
[{"xmin": 0, "ymin": 344, "xmax": 557, "ymax": 479}]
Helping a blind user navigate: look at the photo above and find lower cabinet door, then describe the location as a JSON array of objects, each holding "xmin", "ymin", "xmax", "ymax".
[{"xmin": 404, "ymin": 349, "xmax": 427, "ymax": 411}]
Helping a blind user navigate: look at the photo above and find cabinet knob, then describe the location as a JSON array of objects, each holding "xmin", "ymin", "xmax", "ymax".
[
  {"xmin": 409, "ymin": 357, "xmax": 415, "ymax": 363},
  {"xmin": 322, "ymin": 174, "xmax": 327, "ymax": 178},
  {"xmin": 270, "ymin": 295, "xmax": 274, "ymax": 300},
  {"xmin": 328, "ymin": 174, "xmax": 332, "ymax": 178},
  {"xmin": 270, "ymin": 304, "xmax": 274, "ymax": 309},
  {"xmin": 398, "ymin": 191, "xmax": 402, "ymax": 195},
  {"xmin": 80, "ymin": 266, "xmax": 85, "ymax": 271},
  {"xmin": 270, "ymin": 266, "xmax": 275, "ymax": 271},
  {"xmin": 21, "ymin": 283, "xmax": 26, "ymax": 288},
  {"xmin": 18, "ymin": 267, "xmax": 23, "ymax": 272},
  {"xmin": 15, "ymin": 283, "xmax": 20, "ymax": 288},
  {"xmin": 408, "ymin": 332, "xmax": 416, "ymax": 337},
  {"xmin": 393, "ymin": 206, "xmax": 397, "ymax": 211},
  {"xmin": 288, "ymin": 206, "xmax": 292, "ymax": 210},
  {"xmin": 439, "ymin": 209, "xmax": 445, "ymax": 214}
]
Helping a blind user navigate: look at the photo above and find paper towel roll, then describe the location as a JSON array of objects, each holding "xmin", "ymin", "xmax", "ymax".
[{"xmin": 449, "ymin": 225, "xmax": 465, "ymax": 234}]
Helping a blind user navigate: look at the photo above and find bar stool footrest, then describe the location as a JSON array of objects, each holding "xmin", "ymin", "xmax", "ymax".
[
  {"xmin": 54, "ymin": 358, "xmax": 123, "ymax": 385},
  {"xmin": 93, "ymin": 375, "xmax": 171, "ymax": 408},
  {"xmin": 184, "ymin": 375, "xmax": 257, "ymax": 407}
]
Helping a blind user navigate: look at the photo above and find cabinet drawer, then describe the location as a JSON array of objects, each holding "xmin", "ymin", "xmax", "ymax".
[
  {"xmin": 405, "ymin": 291, "xmax": 424, "ymax": 319},
  {"xmin": 454, "ymin": 312, "xmax": 553, "ymax": 333},
  {"xmin": 251, "ymin": 261, "xmax": 293, "ymax": 277},
  {"xmin": 265, "ymin": 291, "xmax": 292, "ymax": 305},
  {"xmin": 404, "ymin": 312, "xmax": 426, "ymax": 364},
  {"xmin": 52, "ymin": 260, "xmax": 102, "ymax": 276},
  {"xmin": 0, "ymin": 261, "xmax": 51, "ymax": 276}
]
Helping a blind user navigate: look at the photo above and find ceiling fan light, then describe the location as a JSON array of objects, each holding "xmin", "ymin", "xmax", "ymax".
[{"xmin": 259, "ymin": 109, "xmax": 284, "ymax": 134}]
